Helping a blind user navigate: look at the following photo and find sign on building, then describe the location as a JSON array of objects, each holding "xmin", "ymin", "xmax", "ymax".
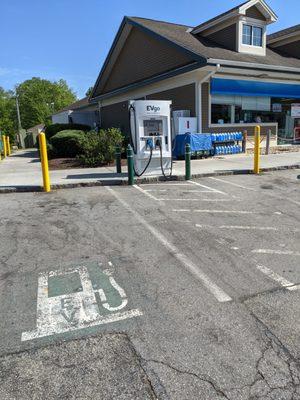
[{"xmin": 291, "ymin": 104, "xmax": 300, "ymax": 118}]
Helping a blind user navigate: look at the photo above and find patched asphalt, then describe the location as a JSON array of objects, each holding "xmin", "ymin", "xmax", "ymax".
[{"xmin": 0, "ymin": 169, "xmax": 299, "ymax": 399}]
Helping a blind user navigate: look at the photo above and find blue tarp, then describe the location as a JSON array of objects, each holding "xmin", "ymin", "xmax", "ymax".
[
  {"xmin": 211, "ymin": 78, "xmax": 300, "ymax": 99},
  {"xmin": 173, "ymin": 133, "xmax": 213, "ymax": 158}
]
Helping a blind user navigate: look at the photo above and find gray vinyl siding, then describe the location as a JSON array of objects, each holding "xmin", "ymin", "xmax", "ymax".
[
  {"xmin": 98, "ymin": 27, "xmax": 195, "ymax": 96},
  {"xmin": 275, "ymin": 41, "xmax": 300, "ymax": 59},
  {"xmin": 100, "ymin": 84, "xmax": 196, "ymax": 135},
  {"xmin": 147, "ymin": 84, "xmax": 196, "ymax": 116},
  {"xmin": 101, "ymin": 101, "xmax": 130, "ymax": 136},
  {"xmin": 205, "ymin": 24, "xmax": 237, "ymax": 51},
  {"xmin": 245, "ymin": 6, "xmax": 266, "ymax": 21}
]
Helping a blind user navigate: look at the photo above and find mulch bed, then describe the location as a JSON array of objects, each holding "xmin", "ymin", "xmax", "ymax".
[{"xmin": 48, "ymin": 158, "xmax": 127, "ymax": 170}]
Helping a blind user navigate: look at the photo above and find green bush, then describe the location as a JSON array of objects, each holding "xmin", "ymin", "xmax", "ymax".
[
  {"xmin": 46, "ymin": 142, "xmax": 57, "ymax": 159},
  {"xmin": 45, "ymin": 123, "xmax": 90, "ymax": 139},
  {"xmin": 50, "ymin": 130, "xmax": 86, "ymax": 157},
  {"xmin": 78, "ymin": 128, "xmax": 123, "ymax": 167}
]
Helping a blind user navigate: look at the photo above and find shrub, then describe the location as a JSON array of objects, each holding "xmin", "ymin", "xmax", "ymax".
[
  {"xmin": 45, "ymin": 123, "xmax": 90, "ymax": 139},
  {"xmin": 50, "ymin": 130, "xmax": 86, "ymax": 157},
  {"xmin": 78, "ymin": 128, "xmax": 123, "ymax": 167},
  {"xmin": 46, "ymin": 142, "xmax": 57, "ymax": 159}
]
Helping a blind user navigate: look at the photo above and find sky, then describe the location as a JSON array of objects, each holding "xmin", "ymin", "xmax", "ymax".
[{"xmin": 1, "ymin": 0, "xmax": 299, "ymax": 98}]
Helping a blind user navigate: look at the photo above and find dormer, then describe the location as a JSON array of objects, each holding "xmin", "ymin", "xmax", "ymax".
[
  {"xmin": 268, "ymin": 25, "xmax": 300, "ymax": 59},
  {"xmin": 191, "ymin": 0, "xmax": 277, "ymax": 56}
]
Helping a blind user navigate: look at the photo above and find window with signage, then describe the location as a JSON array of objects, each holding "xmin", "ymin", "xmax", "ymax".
[
  {"xmin": 242, "ymin": 24, "xmax": 263, "ymax": 47},
  {"xmin": 211, "ymin": 94, "xmax": 271, "ymax": 124}
]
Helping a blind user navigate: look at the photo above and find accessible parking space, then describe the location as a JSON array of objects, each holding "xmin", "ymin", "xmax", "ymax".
[{"xmin": 1, "ymin": 169, "xmax": 300, "ymax": 399}]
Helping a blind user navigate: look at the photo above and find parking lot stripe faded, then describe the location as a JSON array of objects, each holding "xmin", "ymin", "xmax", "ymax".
[
  {"xmin": 196, "ymin": 224, "xmax": 278, "ymax": 231},
  {"xmin": 107, "ymin": 187, "xmax": 232, "ymax": 303},
  {"xmin": 252, "ymin": 249, "xmax": 300, "ymax": 256},
  {"xmin": 188, "ymin": 180, "xmax": 227, "ymax": 195},
  {"xmin": 256, "ymin": 264, "xmax": 295, "ymax": 288},
  {"xmin": 133, "ymin": 185, "xmax": 161, "ymax": 201},
  {"xmin": 173, "ymin": 209, "xmax": 258, "ymax": 214},
  {"xmin": 158, "ymin": 198, "xmax": 233, "ymax": 202},
  {"xmin": 210, "ymin": 177, "xmax": 300, "ymax": 207}
]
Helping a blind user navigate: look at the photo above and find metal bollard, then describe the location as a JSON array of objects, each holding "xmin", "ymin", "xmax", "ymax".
[
  {"xmin": 242, "ymin": 130, "xmax": 247, "ymax": 154},
  {"xmin": 2, "ymin": 135, "xmax": 7, "ymax": 158},
  {"xmin": 127, "ymin": 144, "xmax": 134, "ymax": 186},
  {"xmin": 254, "ymin": 125, "xmax": 260, "ymax": 175},
  {"xmin": 266, "ymin": 129, "xmax": 271, "ymax": 155},
  {"xmin": 38, "ymin": 132, "xmax": 51, "ymax": 192},
  {"xmin": 6, "ymin": 136, "xmax": 11, "ymax": 156},
  {"xmin": 185, "ymin": 143, "xmax": 191, "ymax": 180},
  {"xmin": 115, "ymin": 145, "xmax": 122, "ymax": 174}
]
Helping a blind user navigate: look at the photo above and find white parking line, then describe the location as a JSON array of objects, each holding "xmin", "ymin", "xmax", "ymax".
[
  {"xmin": 196, "ymin": 224, "xmax": 278, "ymax": 231},
  {"xmin": 140, "ymin": 183, "xmax": 194, "ymax": 186},
  {"xmin": 252, "ymin": 249, "xmax": 300, "ymax": 256},
  {"xmin": 144, "ymin": 189, "xmax": 167, "ymax": 192},
  {"xmin": 188, "ymin": 180, "xmax": 227, "ymax": 195},
  {"xmin": 256, "ymin": 264, "xmax": 295, "ymax": 288},
  {"xmin": 133, "ymin": 185, "xmax": 161, "ymax": 201},
  {"xmin": 209, "ymin": 177, "xmax": 300, "ymax": 207},
  {"xmin": 173, "ymin": 209, "xmax": 258, "ymax": 214},
  {"xmin": 287, "ymin": 284, "xmax": 300, "ymax": 292},
  {"xmin": 107, "ymin": 186, "xmax": 232, "ymax": 303},
  {"xmin": 209, "ymin": 177, "xmax": 254, "ymax": 191},
  {"xmin": 183, "ymin": 190, "xmax": 225, "ymax": 193},
  {"xmin": 158, "ymin": 198, "xmax": 233, "ymax": 202}
]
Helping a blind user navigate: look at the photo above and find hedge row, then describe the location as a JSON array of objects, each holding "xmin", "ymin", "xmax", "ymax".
[
  {"xmin": 45, "ymin": 123, "xmax": 90, "ymax": 139},
  {"xmin": 48, "ymin": 128, "xmax": 123, "ymax": 167}
]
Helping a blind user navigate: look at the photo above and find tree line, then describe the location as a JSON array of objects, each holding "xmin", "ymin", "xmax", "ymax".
[{"xmin": 0, "ymin": 77, "xmax": 77, "ymax": 140}]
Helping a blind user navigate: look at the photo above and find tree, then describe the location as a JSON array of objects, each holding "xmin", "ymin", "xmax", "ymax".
[
  {"xmin": 85, "ymin": 86, "xmax": 93, "ymax": 97},
  {"xmin": 0, "ymin": 87, "xmax": 17, "ymax": 139},
  {"xmin": 16, "ymin": 78, "xmax": 77, "ymax": 129}
]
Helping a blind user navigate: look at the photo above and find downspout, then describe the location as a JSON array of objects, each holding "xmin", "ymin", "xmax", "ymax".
[{"xmin": 197, "ymin": 64, "xmax": 220, "ymax": 133}]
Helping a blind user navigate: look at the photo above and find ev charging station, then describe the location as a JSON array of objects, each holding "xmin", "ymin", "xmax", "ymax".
[{"xmin": 129, "ymin": 100, "xmax": 172, "ymax": 177}]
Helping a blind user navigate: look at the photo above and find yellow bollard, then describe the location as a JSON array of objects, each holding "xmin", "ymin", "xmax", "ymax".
[
  {"xmin": 38, "ymin": 132, "xmax": 51, "ymax": 192},
  {"xmin": 254, "ymin": 125, "xmax": 260, "ymax": 175},
  {"xmin": 2, "ymin": 135, "xmax": 7, "ymax": 158},
  {"xmin": 6, "ymin": 136, "xmax": 11, "ymax": 156}
]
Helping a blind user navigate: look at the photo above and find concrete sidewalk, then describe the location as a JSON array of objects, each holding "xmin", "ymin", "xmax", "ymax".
[{"xmin": 0, "ymin": 148, "xmax": 299, "ymax": 192}]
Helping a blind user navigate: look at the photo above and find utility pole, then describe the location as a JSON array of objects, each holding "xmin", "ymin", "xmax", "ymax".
[
  {"xmin": 15, "ymin": 94, "xmax": 24, "ymax": 148},
  {"xmin": 16, "ymin": 95, "xmax": 22, "ymax": 130}
]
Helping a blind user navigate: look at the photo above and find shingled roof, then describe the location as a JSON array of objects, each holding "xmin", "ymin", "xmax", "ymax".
[
  {"xmin": 129, "ymin": 17, "xmax": 300, "ymax": 69},
  {"xmin": 268, "ymin": 24, "xmax": 300, "ymax": 41},
  {"xmin": 191, "ymin": 1, "xmax": 248, "ymax": 33},
  {"xmin": 52, "ymin": 97, "xmax": 89, "ymax": 115}
]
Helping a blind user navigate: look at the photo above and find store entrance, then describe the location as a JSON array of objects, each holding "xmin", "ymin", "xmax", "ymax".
[{"xmin": 271, "ymin": 99, "xmax": 300, "ymax": 144}]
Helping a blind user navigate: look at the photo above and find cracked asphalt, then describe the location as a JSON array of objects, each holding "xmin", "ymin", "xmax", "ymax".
[{"xmin": 0, "ymin": 169, "xmax": 299, "ymax": 399}]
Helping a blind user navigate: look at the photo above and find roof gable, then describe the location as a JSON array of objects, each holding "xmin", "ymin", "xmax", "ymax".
[
  {"xmin": 268, "ymin": 24, "xmax": 300, "ymax": 42},
  {"xmin": 90, "ymin": 18, "xmax": 203, "ymax": 99},
  {"xmin": 192, "ymin": 0, "xmax": 277, "ymax": 34},
  {"xmin": 128, "ymin": 17, "xmax": 300, "ymax": 70}
]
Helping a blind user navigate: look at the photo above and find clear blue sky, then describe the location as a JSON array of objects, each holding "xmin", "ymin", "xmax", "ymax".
[{"xmin": 1, "ymin": 0, "xmax": 299, "ymax": 98}]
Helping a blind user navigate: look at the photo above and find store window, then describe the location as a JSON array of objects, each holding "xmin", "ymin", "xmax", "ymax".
[
  {"xmin": 242, "ymin": 24, "xmax": 263, "ymax": 47},
  {"xmin": 211, "ymin": 94, "xmax": 271, "ymax": 124},
  {"xmin": 211, "ymin": 104, "xmax": 231, "ymax": 124}
]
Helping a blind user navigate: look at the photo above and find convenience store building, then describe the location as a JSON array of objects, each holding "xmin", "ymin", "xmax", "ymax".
[{"xmin": 88, "ymin": 0, "xmax": 300, "ymax": 143}]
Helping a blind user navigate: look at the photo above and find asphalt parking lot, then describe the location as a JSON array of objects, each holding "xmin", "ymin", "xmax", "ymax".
[{"xmin": 0, "ymin": 169, "xmax": 300, "ymax": 399}]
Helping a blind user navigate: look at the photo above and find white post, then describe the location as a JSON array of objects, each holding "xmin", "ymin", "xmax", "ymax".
[{"xmin": 195, "ymin": 81, "xmax": 202, "ymax": 133}]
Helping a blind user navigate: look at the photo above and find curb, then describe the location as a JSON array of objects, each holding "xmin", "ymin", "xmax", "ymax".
[{"xmin": 0, "ymin": 163, "xmax": 299, "ymax": 194}]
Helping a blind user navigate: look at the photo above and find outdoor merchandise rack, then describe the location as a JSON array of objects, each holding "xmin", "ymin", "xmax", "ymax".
[{"xmin": 211, "ymin": 132, "xmax": 243, "ymax": 155}]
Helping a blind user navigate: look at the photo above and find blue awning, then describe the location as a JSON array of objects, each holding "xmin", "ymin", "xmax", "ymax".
[{"xmin": 211, "ymin": 78, "xmax": 300, "ymax": 98}]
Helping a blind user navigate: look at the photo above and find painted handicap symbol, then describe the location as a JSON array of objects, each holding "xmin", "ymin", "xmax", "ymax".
[{"xmin": 22, "ymin": 263, "xmax": 142, "ymax": 341}]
